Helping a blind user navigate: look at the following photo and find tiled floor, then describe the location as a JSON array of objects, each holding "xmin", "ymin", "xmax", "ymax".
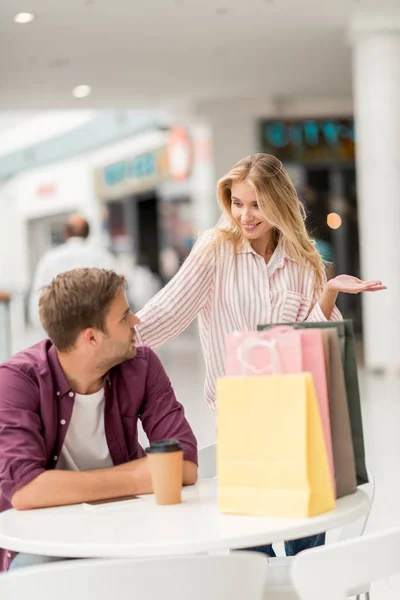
[{"xmin": 12, "ymin": 324, "xmax": 400, "ymax": 598}]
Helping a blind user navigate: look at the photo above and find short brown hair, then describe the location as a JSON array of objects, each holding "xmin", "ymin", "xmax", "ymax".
[{"xmin": 39, "ymin": 268, "xmax": 126, "ymax": 351}]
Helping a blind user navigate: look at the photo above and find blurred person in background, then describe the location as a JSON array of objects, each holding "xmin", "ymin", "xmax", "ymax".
[
  {"xmin": 128, "ymin": 252, "xmax": 162, "ymax": 312},
  {"xmin": 29, "ymin": 214, "xmax": 117, "ymax": 326},
  {"xmin": 135, "ymin": 153, "xmax": 386, "ymax": 557}
]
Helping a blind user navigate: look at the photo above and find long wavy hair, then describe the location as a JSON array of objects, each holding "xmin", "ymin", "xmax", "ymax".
[{"xmin": 216, "ymin": 153, "xmax": 324, "ymax": 290}]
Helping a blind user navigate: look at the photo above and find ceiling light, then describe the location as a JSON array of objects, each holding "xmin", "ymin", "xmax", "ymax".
[
  {"xmin": 327, "ymin": 213, "xmax": 342, "ymax": 230},
  {"xmin": 72, "ymin": 85, "xmax": 91, "ymax": 98},
  {"xmin": 14, "ymin": 12, "xmax": 35, "ymax": 24}
]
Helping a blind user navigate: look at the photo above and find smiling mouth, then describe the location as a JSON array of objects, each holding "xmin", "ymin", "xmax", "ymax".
[{"xmin": 242, "ymin": 223, "xmax": 261, "ymax": 230}]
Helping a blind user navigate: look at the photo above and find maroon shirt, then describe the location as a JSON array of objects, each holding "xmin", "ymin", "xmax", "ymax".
[{"xmin": 0, "ymin": 340, "xmax": 198, "ymax": 572}]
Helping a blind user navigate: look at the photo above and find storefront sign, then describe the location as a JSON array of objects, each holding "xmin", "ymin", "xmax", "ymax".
[
  {"xmin": 94, "ymin": 131, "xmax": 193, "ymax": 201},
  {"xmin": 103, "ymin": 152, "xmax": 157, "ymax": 186},
  {"xmin": 259, "ymin": 118, "xmax": 355, "ymax": 163},
  {"xmin": 94, "ymin": 147, "xmax": 168, "ymax": 200}
]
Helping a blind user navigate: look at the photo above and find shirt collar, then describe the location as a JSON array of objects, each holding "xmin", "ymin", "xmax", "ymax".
[
  {"xmin": 48, "ymin": 343, "xmax": 113, "ymax": 395},
  {"xmin": 65, "ymin": 237, "xmax": 86, "ymax": 246},
  {"xmin": 266, "ymin": 243, "xmax": 287, "ymax": 275},
  {"xmin": 48, "ymin": 344, "xmax": 73, "ymax": 398},
  {"xmin": 236, "ymin": 239, "xmax": 257, "ymax": 255},
  {"xmin": 104, "ymin": 370, "xmax": 113, "ymax": 387},
  {"xmin": 238, "ymin": 239, "xmax": 289, "ymax": 271}
]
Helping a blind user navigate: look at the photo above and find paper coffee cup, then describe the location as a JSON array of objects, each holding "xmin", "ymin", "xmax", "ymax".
[{"xmin": 145, "ymin": 440, "xmax": 183, "ymax": 505}]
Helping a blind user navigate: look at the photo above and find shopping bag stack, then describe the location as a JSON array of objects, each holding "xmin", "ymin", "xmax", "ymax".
[{"xmin": 217, "ymin": 320, "xmax": 365, "ymax": 519}]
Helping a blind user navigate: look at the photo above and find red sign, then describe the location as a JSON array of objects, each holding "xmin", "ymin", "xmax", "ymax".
[
  {"xmin": 167, "ymin": 128, "xmax": 192, "ymax": 181},
  {"xmin": 36, "ymin": 183, "xmax": 57, "ymax": 197}
]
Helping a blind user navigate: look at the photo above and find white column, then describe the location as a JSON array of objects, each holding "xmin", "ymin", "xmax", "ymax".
[
  {"xmin": 351, "ymin": 17, "xmax": 400, "ymax": 371},
  {"xmin": 196, "ymin": 99, "xmax": 275, "ymax": 228},
  {"xmin": 189, "ymin": 123, "xmax": 216, "ymax": 232},
  {"xmin": 198, "ymin": 99, "xmax": 261, "ymax": 181}
]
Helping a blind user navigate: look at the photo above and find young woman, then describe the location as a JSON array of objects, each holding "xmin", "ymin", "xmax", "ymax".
[
  {"xmin": 136, "ymin": 153, "xmax": 385, "ymax": 557},
  {"xmin": 136, "ymin": 153, "xmax": 385, "ymax": 409}
]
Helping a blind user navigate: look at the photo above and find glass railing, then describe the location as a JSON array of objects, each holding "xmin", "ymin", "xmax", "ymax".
[{"xmin": 0, "ymin": 292, "xmax": 11, "ymax": 364}]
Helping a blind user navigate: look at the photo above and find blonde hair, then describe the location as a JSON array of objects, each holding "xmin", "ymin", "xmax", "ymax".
[{"xmin": 216, "ymin": 153, "xmax": 324, "ymax": 290}]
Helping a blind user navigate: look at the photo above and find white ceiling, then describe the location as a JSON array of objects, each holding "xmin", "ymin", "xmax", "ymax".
[{"xmin": 0, "ymin": 0, "xmax": 399, "ymax": 109}]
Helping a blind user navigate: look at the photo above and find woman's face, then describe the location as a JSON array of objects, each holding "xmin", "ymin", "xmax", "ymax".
[{"xmin": 230, "ymin": 181, "xmax": 273, "ymax": 242}]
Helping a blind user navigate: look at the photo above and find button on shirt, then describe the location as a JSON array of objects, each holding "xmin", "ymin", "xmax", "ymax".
[
  {"xmin": 136, "ymin": 229, "xmax": 342, "ymax": 409},
  {"xmin": 56, "ymin": 388, "xmax": 114, "ymax": 472},
  {"xmin": 0, "ymin": 341, "xmax": 198, "ymax": 572}
]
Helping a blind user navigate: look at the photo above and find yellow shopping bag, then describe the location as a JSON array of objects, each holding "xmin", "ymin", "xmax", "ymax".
[{"xmin": 216, "ymin": 373, "xmax": 335, "ymax": 518}]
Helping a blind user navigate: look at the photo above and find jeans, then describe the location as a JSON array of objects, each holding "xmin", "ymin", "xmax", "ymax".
[
  {"xmin": 245, "ymin": 532, "xmax": 326, "ymax": 557},
  {"xmin": 9, "ymin": 552, "xmax": 70, "ymax": 570}
]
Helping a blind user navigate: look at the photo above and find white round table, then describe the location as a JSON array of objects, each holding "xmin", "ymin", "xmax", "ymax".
[{"xmin": 0, "ymin": 479, "xmax": 370, "ymax": 558}]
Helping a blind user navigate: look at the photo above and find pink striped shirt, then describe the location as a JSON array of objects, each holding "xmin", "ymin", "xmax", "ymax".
[{"xmin": 136, "ymin": 229, "xmax": 342, "ymax": 409}]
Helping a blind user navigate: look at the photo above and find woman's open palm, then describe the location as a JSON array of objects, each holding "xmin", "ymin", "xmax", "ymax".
[{"xmin": 328, "ymin": 275, "xmax": 387, "ymax": 294}]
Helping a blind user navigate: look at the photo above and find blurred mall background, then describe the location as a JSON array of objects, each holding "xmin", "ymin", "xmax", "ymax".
[{"xmin": 1, "ymin": 2, "xmax": 400, "ymax": 595}]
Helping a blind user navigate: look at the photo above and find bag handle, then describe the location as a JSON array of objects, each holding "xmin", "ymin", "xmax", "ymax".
[{"xmin": 236, "ymin": 337, "xmax": 281, "ymax": 376}]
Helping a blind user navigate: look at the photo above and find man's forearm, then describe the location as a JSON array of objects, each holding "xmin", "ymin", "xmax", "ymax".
[
  {"xmin": 12, "ymin": 458, "xmax": 152, "ymax": 510},
  {"xmin": 183, "ymin": 460, "xmax": 198, "ymax": 485},
  {"xmin": 12, "ymin": 458, "xmax": 198, "ymax": 510}
]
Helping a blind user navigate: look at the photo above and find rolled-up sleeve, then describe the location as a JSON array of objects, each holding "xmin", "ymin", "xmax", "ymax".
[
  {"xmin": 306, "ymin": 299, "xmax": 342, "ymax": 322},
  {"xmin": 140, "ymin": 349, "xmax": 198, "ymax": 465},
  {"xmin": 305, "ymin": 268, "xmax": 342, "ymax": 323},
  {"xmin": 0, "ymin": 367, "xmax": 47, "ymax": 502}
]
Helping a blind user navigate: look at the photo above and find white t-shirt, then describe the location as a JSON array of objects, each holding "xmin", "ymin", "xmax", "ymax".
[{"xmin": 56, "ymin": 388, "xmax": 114, "ymax": 472}]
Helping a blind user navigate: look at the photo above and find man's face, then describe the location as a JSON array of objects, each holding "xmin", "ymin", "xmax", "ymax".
[{"xmin": 96, "ymin": 289, "xmax": 140, "ymax": 369}]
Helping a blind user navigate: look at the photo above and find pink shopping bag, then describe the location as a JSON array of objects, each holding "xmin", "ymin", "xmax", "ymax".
[
  {"xmin": 225, "ymin": 328, "xmax": 336, "ymax": 497},
  {"xmin": 225, "ymin": 329, "xmax": 302, "ymax": 376}
]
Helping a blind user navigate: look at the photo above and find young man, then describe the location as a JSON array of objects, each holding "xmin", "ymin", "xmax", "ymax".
[{"xmin": 0, "ymin": 268, "xmax": 198, "ymax": 571}]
